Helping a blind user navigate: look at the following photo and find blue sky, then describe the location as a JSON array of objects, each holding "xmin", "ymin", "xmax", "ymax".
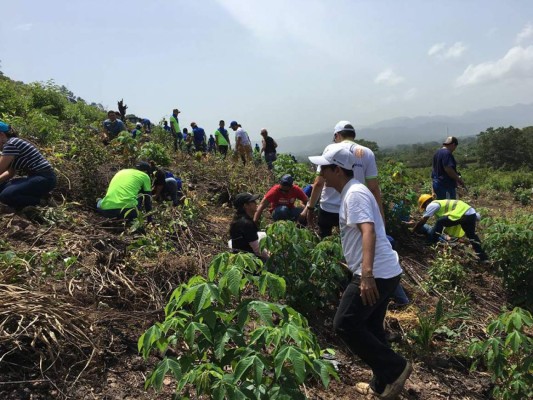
[{"xmin": 2, "ymin": 0, "xmax": 533, "ymax": 143}]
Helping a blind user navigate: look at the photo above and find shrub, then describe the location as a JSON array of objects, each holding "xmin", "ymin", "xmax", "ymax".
[
  {"xmin": 263, "ymin": 221, "xmax": 348, "ymax": 315},
  {"xmin": 139, "ymin": 142, "xmax": 171, "ymax": 167},
  {"xmin": 138, "ymin": 253, "xmax": 337, "ymax": 399},
  {"xmin": 482, "ymin": 213, "xmax": 533, "ymax": 309},
  {"xmin": 427, "ymin": 246, "xmax": 466, "ymax": 292},
  {"xmin": 272, "ymin": 154, "xmax": 316, "ymax": 188},
  {"xmin": 468, "ymin": 307, "xmax": 533, "ymax": 400}
]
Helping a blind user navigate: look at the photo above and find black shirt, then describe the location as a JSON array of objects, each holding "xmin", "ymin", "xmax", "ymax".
[
  {"xmin": 264, "ymin": 136, "xmax": 277, "ymax": 153},
  {"xmin": 229, "ymin": 214, "xmax": 259, "ymax": 254}
]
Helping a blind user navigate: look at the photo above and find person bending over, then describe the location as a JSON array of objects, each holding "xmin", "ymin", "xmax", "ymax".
[{"xmin": 0, "ymin": 120, "xmax": 57, "ymax": 210}]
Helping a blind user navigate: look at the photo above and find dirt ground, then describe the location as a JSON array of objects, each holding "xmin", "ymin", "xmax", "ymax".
[{"xmin": 0, "ymin": 160, "xmax": 516, "ymax": 400}]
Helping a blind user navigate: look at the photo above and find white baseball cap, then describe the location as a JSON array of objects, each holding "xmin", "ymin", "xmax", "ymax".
[
  {"xmin": 308, "ymin": 143, "xmax": 356, "ymax": 169},
  {"xmin": 333, "ymin": 120, "xmax": 356, "ymax": 135}
]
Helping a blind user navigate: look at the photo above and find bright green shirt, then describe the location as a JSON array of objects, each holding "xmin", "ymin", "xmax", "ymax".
[
  {"xmin": 100, "ymin": 169, "xmax": 151, "ymax": 210},
  {"xmin": 170, "ymin": 115, "xmax": 180, "ymax": 133},
  {"xmin": 214, "ymin": 129, "xmax": 229, "ymax": 146}
]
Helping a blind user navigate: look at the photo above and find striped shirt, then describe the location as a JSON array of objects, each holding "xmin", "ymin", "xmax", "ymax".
[{"xmin": 2, "ymin": 137, "xmax": 52, "ymax": 173}]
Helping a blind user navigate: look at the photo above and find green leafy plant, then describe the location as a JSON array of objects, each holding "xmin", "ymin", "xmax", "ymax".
[
  {"xmin": 138, "ymin": 252, "xmax": 337, "ymax": 399},
  {"xmin": 139, "ymin": 142, "xmax": 171, "ymax": 166},
  {"xmin": 272, "ymin": 154, "xmax": 316, "ymax": 188},
  {"xmin": 482, "ymin": 213, "xmax": 533, "ymax": 308},
  {"xmin": 263, "ymin": 221, "xmax": 348, "ymax": 315},
  {"xmin": 468, "ymin": 307, "xmax": 533, "ymax": 400},
  {"xmin": 427, "ymin": 246, "xmax": 466, "ymax": 292}
]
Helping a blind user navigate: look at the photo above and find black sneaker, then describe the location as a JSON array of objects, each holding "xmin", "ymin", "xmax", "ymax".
[{"xmin": 380, "ymin": 361, "xmax": 413, "ymax": 399}]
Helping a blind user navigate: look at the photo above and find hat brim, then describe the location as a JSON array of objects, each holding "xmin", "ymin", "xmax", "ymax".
[
  {"xmin": 249, "ymin": 194, "xmax": 261, "ymax": 202},
  {"xmin": 308, "ymin": 155, "xmax": 330, "ymax": 165}
]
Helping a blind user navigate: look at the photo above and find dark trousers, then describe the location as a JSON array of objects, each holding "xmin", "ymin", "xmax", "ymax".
[
  {"xmin": 333, "ymin": 274, "xmax": 406, "ymax": 385},
  {"xmin": 265, "ymin": 152, "xmax": 277, "ymax": 170},
  {"xmin": 0, "ymin": 169, "xmax": 56, "ymax": 209},
  {"xmin": 97, "ymin": 194, "xmax": 152, "ymax": 221},
  {"xmin": 218, "ymin": 145, "xmax": 228, "ymax": 158},
  {"xmin": 318, "ymin": 208, "xmax": 340, "ymax": 238},
  {"xmin": 430, "ymin": 213, "xmax": 488, "ymax": 260},
  {"xmin": 173, "ymin": 133, "xmax": 183, "ymax": 151}
]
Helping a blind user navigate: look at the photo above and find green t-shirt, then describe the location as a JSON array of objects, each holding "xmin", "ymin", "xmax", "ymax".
[
  {"xmin": 215, "ymin": 129, "xmax": 229, "ymax": 146},
  {"xmin": 100, "ymin": 169, "xmax": 151, "ymax": 210}
]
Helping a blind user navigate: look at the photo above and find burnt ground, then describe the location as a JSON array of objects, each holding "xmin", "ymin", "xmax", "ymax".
[{"xmin": 0, "ymin": 155, "xmax": 521, "ymax": 400}]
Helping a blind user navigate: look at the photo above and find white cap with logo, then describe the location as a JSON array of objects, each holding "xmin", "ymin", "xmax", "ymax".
[
  {"xmin": 333, "ymin": 120, "xmax": 356, "ymax": 135},
  {"xmin": 308, "ymin": 143, "xmax": 356, "ymax": 169}
]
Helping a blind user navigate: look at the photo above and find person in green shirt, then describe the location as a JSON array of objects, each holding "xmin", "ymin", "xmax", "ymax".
[
  {"xmin": 170, "ymin": 109, "xmax": 182, "ymax": 151},
  {"xmin": 97, "ymin": 162, "xmax": 153, "ymax": 221},
  {"xmin": 214, "ymin": 120, "xmax": 230, "ymax": 158}
]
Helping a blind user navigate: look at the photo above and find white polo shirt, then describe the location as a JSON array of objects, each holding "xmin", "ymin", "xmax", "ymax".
[
  {"xmin": 235, "ymin": 127, "xmax": 251, "ymax": 146},
  {"xmin": 318, "ymin": 140, "xmax": 378, "ymax": 213},
  {"xmin": 339, "ymin": 179, "xmax": 402, "ymax": 278}
]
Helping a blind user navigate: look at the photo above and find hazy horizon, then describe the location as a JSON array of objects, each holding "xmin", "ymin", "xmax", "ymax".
[{"xmin": 2, "ymin": 1, "xmax": 533, "ymax": 144}]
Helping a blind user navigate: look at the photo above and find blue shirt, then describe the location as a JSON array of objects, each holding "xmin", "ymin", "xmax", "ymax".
[
  {"xmin": 192, "ymin": 126, "xmax": 206, "ymax": 143},
  {"xmin": 432, "ymin": 148, "xmax": 457, "ymax": 188},
  {"xmin": 103, "ymin": 119, "xmax": 126, "ymax": 138}
]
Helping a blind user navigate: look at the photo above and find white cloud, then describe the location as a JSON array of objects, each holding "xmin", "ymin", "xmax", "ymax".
[
  {"xmin": 428, "ymin": 43, "xmax": 445, "ymax": 56},
  {"xmin": 403, "ymin": 88, "xmax": 417, "ymax": 100},
  {"xmin": 444, "ymin": 42, "xmax": 466, "ymax": 59},
  {"xmin": 516, "ymin": 23, "xmax": 533, "ymax": 43},
  {"xmin": 456, "ymin": 45, "xmax": 533, "ymax": 86},
  {"xmin": 374, "ymin": 69, "xmax": 405, "ymax": 86},
  {"xmin": 428, "ymin": 41, "xmax": 466, "ymax": 59},
  {"xmin": 14, "ymin": 23, "xmax": 33, "ymax": 31}
]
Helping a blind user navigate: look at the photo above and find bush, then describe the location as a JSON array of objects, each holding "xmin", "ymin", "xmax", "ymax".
[
  {"xmin": 468, "ymin": 307, "xmax": 533, "ymax": 400},
  {"xmin": 272, "ymin": 154, "xmax": 316, "ymax": 188},
  {"xmin": 263, "ymin": 221, "xmax": 348, "ymax": 315},
  {"xmin": 139, "ymin": 142, "xmax": 171, "ymax": 167},
  {"xmin": 427, "ymin": 246, "xmax": 466, "ymax": 292},
  {"xmin": 482, "ymin": 213, "xmax": 533, "ymax": 309}
]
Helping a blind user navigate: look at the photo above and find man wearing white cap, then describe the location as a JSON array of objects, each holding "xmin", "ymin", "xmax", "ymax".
[
  {"xmin": 302, "ymin": 121, "xmax": 384, "ymax": 238},
  {"xmin": 309, "ymin": 144, "xmax": 412, "ymax": 399}
]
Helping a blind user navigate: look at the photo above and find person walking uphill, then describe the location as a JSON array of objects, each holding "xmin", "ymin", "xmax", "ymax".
[
  {"xmin": 0, "ymin": 120, "xmax": 57, "ymax": 210},
  {"xmin": 214, "ymin": 120, "xmax": 230, "ymax": 158},
  {"xmin": 309, "ymin": 144, "xmax": 412, "ymax": 399},
  {"xmin": 431, "ymin": 136, "xmax": 464, "ymax": 199},
  {"xmin": 303, "ymin": 120, "xmax": 384, "ymax": 238},
  {"xmin": 260, "ymin": 128, "xmax": 278, "ymax": 170},
  {"xmin": 170, "ymin": 109, "xmax": 182, "ymax": 151},
  {"xmin": 410, "ymin": 195, "xmax": 489, "ymax": 262},
  {"xmin": 229, "ymin": 121, "xmax": 252, "ymax": 165}
]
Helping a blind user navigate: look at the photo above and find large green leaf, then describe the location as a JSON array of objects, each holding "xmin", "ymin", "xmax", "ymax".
[
  {"xmin": 184, "ymin": 322, "xmax": 213, "ymax": 347},
  {"xmin": 220, "ymin": 265, "xmax": 243, "ymax": 296},
  {"xmin": 145, "ymin": 357, "xmax": 181, "ymax": 390},
  {"xmin": 274, "ymin": 345, "xmax": 307, "ymax": 383},
  {"xmin": 248, "ymin": 301, "xmax": 274, "ymax": 326}
]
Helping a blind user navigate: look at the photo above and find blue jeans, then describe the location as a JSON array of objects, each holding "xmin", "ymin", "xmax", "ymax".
[
  {"xmin": 429, "ymin": 214, "xmax": 488, "ymax": 260},
  {"xmin": 392, "ymin": 284, "xmax": 409, "ymax": 305},
  {"xmin": 432, "ymin": 181, "xmax": 456, "ymax": 200},
  {"xmin": 0, "ymin": 169, "xmax": 56, "ymax": 209},
  {"xmin": 272, "ymin": 206, "xmax": 303, "ymax": 222},
  {"xmin": 164, "ymin": 178, "xmax": 182, "ymax": 206},
  {"xmin": 333, "ymin": 274, "xmax": 407, "ymax": 385}
]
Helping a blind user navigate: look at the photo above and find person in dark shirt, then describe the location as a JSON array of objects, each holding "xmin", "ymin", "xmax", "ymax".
[
  {"xmin": 191, "ymin": 122, "xmax": 206, "ymax": 152},
  {"xmin": 103, "ymin": 110, "xmax": 126, "ymax": 140},
  {"xmin": 229, "ymin": 192, "xmax": 269, "ymax": 260},
  {"xmin": 151, "ymin": 163, "xmax": 182, "ymax": 207},
  {"xmin": 0, "ymin": 120, "xmax": 56, "ymax": 210},
  {"xmin": 431, "ymin": 136, "xmax": 464, "ymax": 199},
  {"xmin": 260, "ymin": 128, "xmax": 278, "ymax": 170}
]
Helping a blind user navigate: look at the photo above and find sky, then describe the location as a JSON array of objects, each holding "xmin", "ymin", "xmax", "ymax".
[{"xmin": 2, "ymin": 0, "xmax": 533, "ymax": 144}]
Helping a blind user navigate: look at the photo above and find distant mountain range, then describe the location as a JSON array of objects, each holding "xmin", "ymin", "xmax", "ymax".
[{"xmin": 277, "ymin": 103, "xmax": 533, "ymax": 156}]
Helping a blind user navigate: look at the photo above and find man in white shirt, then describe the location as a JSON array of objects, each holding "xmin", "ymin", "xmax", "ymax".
[
  {"xmin": 229, "ymin": 120, "xmax": 252, "ymax": 165},
  {"xmin": 302, "ymin": 120, "xmax": 384, "ymax": 238},
  {"xmin": 309, "ymin": 144, "xmax": 412, "ymax": 399}
]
